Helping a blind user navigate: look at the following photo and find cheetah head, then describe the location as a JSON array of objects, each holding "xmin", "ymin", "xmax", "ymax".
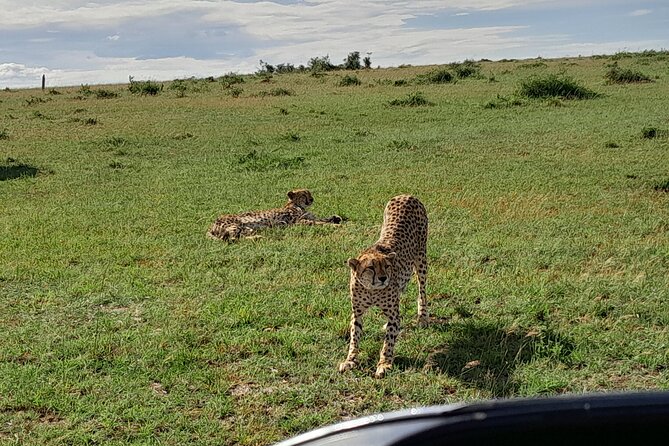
[
  {"xmin": 287, "ymin": 189, "xmax": 314, "ymax": 209},
  {"xmin": 347, "ymin": 250, "xmax": 397, "ymax": 290}
]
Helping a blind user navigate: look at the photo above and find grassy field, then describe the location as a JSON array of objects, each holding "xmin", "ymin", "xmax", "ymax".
[{"xmin": 1, "ymin": 52, "xmax": 669, "ymax": 445}]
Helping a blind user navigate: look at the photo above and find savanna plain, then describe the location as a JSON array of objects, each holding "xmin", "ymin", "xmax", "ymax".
[{"xmin": 1, "ymin": 52, "xmax": 669, "ymax": 445}]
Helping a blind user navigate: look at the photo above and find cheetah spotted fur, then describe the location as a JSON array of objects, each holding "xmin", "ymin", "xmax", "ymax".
[
  {"xmin": 339, "ymin": 194, "xmax": 428, "ymax": 378},
  {"xmin": 207, "ymin": 189, "xmax": 341, "ymax": 242}
]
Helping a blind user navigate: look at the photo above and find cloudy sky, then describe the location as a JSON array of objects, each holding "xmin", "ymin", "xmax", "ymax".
[{"xmin": 1, "ymin": 0, "xmax": 668, "ymax": 88}]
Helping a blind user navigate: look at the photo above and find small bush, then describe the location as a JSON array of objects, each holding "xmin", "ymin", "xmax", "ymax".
[
  {"xmin": 219, "ymin": 73, "xmax": 245, "ymax": 87},
  {"xmin": 388, "ymin": 92, "xmax": 433, "ymax": 107},
  {"xmin": 108, "ymin": 161, "xmax": 125, "ymax": 169},
  {"xmin": 339, "ymin": 75, "xmax": 361, "ymax": 86},
  {"xmin": 604, "ymin": 141, "xmax": 620, "ymax": 148},
  {"xmin": 228, "ymin": 87, "xmax": 243, "ymax": 98},
  {"xmin": 604, "ymin": 65, "xmax": 653, "ymax": 84},
  {"xmin": 417, "ymin": 69, "xmax": 453, "ymax": 84},
  {"xmin": 449, "ymin": 60, "xmax": 482, "ymax": 78},
  {"xmin": 128, "ymin": 78, "xmax": 162, "ymax": 95},
  {"xmin": 394, "ymin": 79, "xmax": 409, "ymax": 86},
  {"xmin": 641, "ymin": 127, "xmax": 658, "ymax": 139},
  {"xmin": 95, "ymin": 89, "xmax": 119, "ymax": 99},
  {"xmin": 48, "ymin": 89, "xmax": 61, "ymax": 95},
  {"xmin": 517, "ymin": 75, "xmax": 598, "ymax": 99},
  {"xmin": 308, "ymin": 55, "xmax": 338, "ymax": 72},
  {"xmin": 79, "ymin": 84, "xmax": 93, "ymax": 96},
  {"xmin": 0, "ymin": 129, "xmax": 8, "ymax": 140}
]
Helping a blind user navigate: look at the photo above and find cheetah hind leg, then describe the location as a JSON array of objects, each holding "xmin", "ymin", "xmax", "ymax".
[{"xmin": 414, "ymin": 260, "xmax": 429, "ymax": 327}]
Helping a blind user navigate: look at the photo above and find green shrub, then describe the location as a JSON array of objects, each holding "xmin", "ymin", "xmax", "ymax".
[
  {"xmin": 219, "ymin": 73, "xmax": 245, "ymax": 87},
  {"xmin": 517, "ymin": 75, "xmax": 598, "ymax": 99},
  {"xmin": 339, "ymin": 74, "xmax": 361, "ymax": 86},
  {"xmin": 0, "ymin": 129, "xmax": 8, "ymax": 140},
  {"xmin": 79, "ymin": 84, "xmax": 93, "ymax": 96},
  {"xmin": 417, "ymin": 69, "xmax": 453, "ymax": 84},
  {"xmin": 604, "ymin": 65, "xmax": 653, "ymax": 84},
  {"xmin": 128, "ymin": 78, "xmax": 162, "ymax": 95},
  {"xmin": 228, "ymin": 86, "xmax": 243, "ymax": 98},
  {"xmin": 641, "ymin": 127, "xmax": 659, "ymax": 139},
  {"xmin": 95, "ymin": 89, "xmax": 119, "ymax": 99},
  {"xmin": 388, "ymin": 92, "xmax": 433, "ymax": 106},
  {"xmin": 308, "ymin": 55, "xmax": 338, "ymax": 72},
  {"xmin": 449, "ymin": 60, "xmax": 482, "ymax": 78}
]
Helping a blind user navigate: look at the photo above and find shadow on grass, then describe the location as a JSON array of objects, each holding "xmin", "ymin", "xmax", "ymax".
[
  {"xmin": 0, "ymin": 163, "xmax": 39, "ymax": 181},
  {"xmin": 396, "ymin": 319, "xmax": 574, "ymax": 397}
]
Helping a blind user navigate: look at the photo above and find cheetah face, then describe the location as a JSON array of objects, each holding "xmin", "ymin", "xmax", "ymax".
[
  {"xmin": 348, "ymin": 251, "xmax": 397, "ymax": 290},
  {"xmin": 287, "ymin": 189, "xmax": 314, "ymax": 209}
]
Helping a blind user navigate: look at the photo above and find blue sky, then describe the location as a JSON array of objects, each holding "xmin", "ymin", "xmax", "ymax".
[{"xmin": 1, "ymin": 0, "xmax": 668, "ymax": 88}]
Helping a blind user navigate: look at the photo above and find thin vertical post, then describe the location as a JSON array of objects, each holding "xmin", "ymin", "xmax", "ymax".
[{"xmin": 41, "ymin": 75, "xmax": 45, "ymax": 90}]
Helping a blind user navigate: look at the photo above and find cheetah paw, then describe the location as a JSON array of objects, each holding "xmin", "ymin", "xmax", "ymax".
[
  {"xmin": 338, "ymin": 360, "xmax": 357, "ymax": 373},
  {"xmin": 374, "ymin": 362, "xmax": 392, "ymax": 379}
]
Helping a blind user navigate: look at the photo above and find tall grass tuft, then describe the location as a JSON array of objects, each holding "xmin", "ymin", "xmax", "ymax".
[
  {"xmin": 388, "ymin": 92, "xmax": 433, "ymax": 106},
  {"xmin": 654, "ymin": 178, "xmax": 669, "ymax": 192},
  {"xmin": 604, "ymin": 65, "xmax": 653, "ymax": 84},
  {"xmin": 517, "ymin": 74, "xmax": 599, "ymax": 99}
]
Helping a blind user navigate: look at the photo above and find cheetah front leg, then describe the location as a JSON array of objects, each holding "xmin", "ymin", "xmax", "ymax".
[
  {"xmin": 375, "ymin": 303, "xmax": 400, "ymax": 378},
  {"xmin": 339, "ymin": 307, "xmax": 366, "ymax": 373}
]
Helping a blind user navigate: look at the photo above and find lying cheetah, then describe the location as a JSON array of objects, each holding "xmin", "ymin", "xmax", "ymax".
[
  {"xmin": 207, "ymin": 189, "xmax": 341, "ymax": 242},
  {"xmin": 339, "ymin": 194, "xmax": 428, "ymax": 378}
]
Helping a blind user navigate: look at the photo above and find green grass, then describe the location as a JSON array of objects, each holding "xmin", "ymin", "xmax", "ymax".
[{"xmin": 1, "ymin": 52, "xmax": 669, "ymax": 445}]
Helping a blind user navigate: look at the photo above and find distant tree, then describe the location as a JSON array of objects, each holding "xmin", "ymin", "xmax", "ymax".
[
  {"xmin": 344, "ymin": 51, "xmax": 361, "ymax": 70},
  {"xmin": 258, "ymin": 60, "xmax": 275, "ymax": 74},
  {"xmin": 363, "ymin": 54, "xmax": 372, "ymax": 69},
  {"xmin": 275, "ymin": 63, "xmax": 295, "ymax": 74}
]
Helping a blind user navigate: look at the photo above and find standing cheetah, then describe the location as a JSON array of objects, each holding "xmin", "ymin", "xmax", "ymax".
[
  {"xmin": 339, "ymin": 194, "xmax": 428, "ymax": 378},
  {"xmin": 207, "ymin": 189, "xmax": 341, "ymax": 242}
]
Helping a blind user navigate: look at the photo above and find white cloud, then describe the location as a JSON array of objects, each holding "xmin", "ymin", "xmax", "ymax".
[
  {"xmin": 630, "ymin": 9, "xmax": 651, "ymax": 17},
  {"xmin": 107, "ymin": 35, "xmax": 120, "ymax": 41},
  {"xmin": 0, "ymin": 63, "xmax": 50, "ymax": 88}
]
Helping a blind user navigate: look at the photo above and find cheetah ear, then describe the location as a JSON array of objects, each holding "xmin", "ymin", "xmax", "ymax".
[
  {"xmin": 347, "ymin": 258, "xmax": 360, "ymax": 270},
  {"xmin": 287, "ymin": 190, "xmax": 296, "ymax": 200},
  {"xmin": 386, "ymin": 252, "xmax": 397, "ymax": 262}
]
